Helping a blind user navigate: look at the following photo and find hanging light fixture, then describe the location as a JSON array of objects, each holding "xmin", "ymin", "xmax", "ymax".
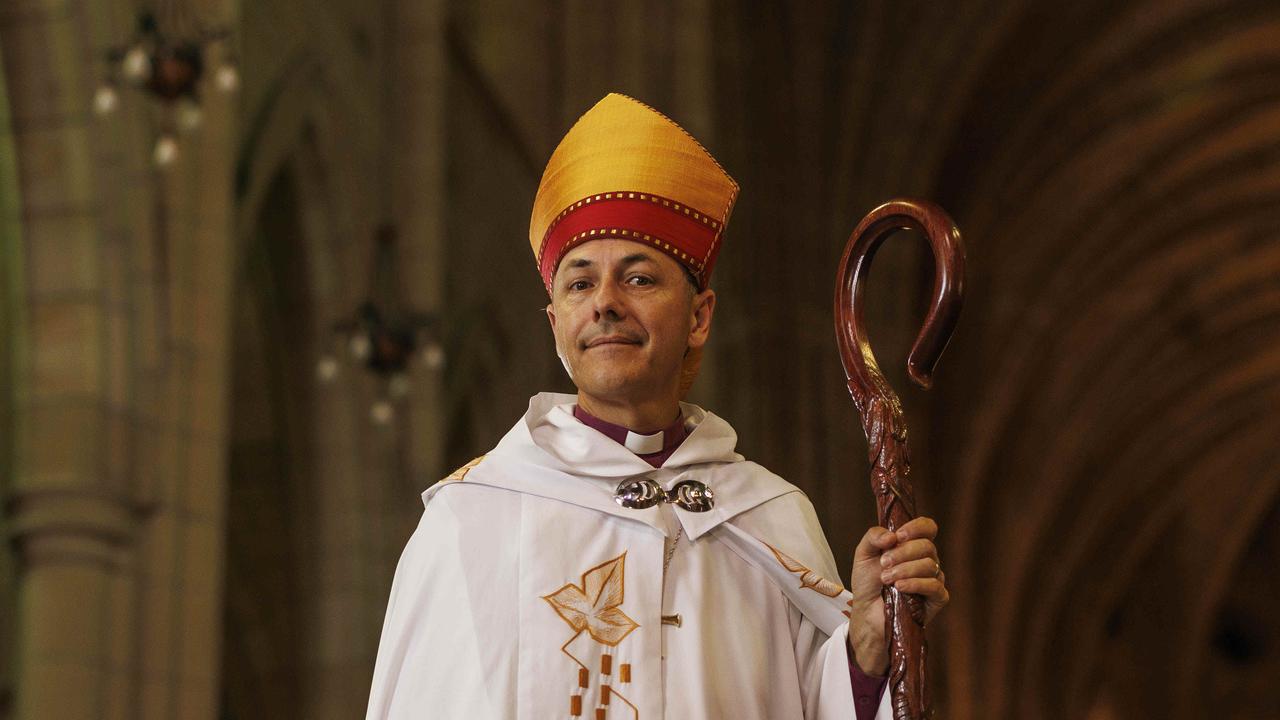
[
  {"xmin": 93, "ymin": 6, "xmax": 238, "ymax": 166},
  {"xmin": 317, "ymin": 225, "xmax": 446, "ymax": 425}
]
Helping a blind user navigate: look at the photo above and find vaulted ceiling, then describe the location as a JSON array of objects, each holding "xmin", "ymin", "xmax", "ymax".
[{"xmin": 704, "ymin": 2, "xmax": 1280, "ymax": 718}]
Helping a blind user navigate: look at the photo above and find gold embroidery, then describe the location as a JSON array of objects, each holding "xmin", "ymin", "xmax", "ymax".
[
  {"xmin": 560, "ymin": 635, "xmax": 587, "ymax": 670},
  {"xmin": 442, "ymin": 456, "xmax": 484, "ymax": 483},
  {"xmin": 543, "ymin": 553, "xmax": 639, "ymax": 646},
  {"xmin": 765, "ymin": 543, "xmax": 846, "ymax": 598},
  {"xmin": 607, "ymin": 686, "xmax": 640, "ymax": 718},
  {"xmin": 546, "ymin": 553, "xmax": 642, "ymax": 718}
]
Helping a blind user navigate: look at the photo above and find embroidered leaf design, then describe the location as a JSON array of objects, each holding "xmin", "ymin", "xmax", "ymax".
[
  {"xmin": 766, "ymin": 543, "xmax": 846, "ymax": 598},
  {"xmin": 442, "ymin": 455, "xmax": 485, "ymax": 482},
  {"xmin": 543, "ymin": 553, "xmax": 639, "ymax": 646}
]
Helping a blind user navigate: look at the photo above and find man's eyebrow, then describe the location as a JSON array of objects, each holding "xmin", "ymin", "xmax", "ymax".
[{"xmin": 565, "ymin": 257, "xmax": 594, "ymax": 269}]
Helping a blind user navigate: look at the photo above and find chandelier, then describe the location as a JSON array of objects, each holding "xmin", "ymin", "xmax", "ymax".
[
  {"xmin": 93, "ymin": 5, "xmax": 238, "ymax": 166},
  {"xmin": 316, "ymin": 225, "xmax": 446, "ymax": 425}
]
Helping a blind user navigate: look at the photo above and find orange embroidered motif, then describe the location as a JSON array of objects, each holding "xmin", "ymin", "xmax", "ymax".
[
  {"xmin": 442, "ymin": 456, "xmax": 484, "ymax": 483},
  {"xmin": 765, "ymin": 543, "xmax": 846, "ymax": 598},
  {"xmin": 545, "ymin": 553, "xmax": 642, "ymax": 718},
  {"xmin": 543, "ymin": 553, "xmax": 639, "ymax": 646}
]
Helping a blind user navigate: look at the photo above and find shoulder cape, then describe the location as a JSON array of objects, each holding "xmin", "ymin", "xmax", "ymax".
[{"xmin": 424, "ymin": 393, "xmax": 854, "ymax": 636}]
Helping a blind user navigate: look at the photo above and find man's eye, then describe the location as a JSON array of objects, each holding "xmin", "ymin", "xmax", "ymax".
[
  {"xmin": 568, "ymin": 279, "xmax": 591, "ymax": 291},
  {"xmin": 627, "ymin": 275, "xmax": 653, "ymax": 286}
]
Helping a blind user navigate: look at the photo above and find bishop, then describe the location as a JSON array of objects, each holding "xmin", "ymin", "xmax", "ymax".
[{"xmin": 366, "ymin": 93, "xmax": 950, "ymax": 720}]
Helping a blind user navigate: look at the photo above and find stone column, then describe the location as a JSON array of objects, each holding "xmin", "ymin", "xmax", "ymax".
[
  {"xmin": 0, "ymin": 31, "xmax": 23, "ymax": 718},
  {"xmin": 131, "ymin": 0, "xmax": 238, "ymax": 712},
  {"xmin": 0, "ymin": 1, "xmax": 140, "ymax": 718},
  {"xmin": 2, "ymin": 0, "xmax": 239, "ymax": 716},
  {"xmin": 387, "ymin": 0, "xmax": 447, "ymax": 487}
]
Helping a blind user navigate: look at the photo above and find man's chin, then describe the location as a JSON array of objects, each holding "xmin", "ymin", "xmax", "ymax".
[{"xmin": 572, "ymin": 369, "xmax": 658, "ymax": 401}]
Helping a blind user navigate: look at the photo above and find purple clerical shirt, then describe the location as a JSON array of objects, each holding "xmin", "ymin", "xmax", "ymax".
[
  {"xmin": 847, "ymin": 641, "xmax": 889, "ymax": 718},
  {"xmin": 571, "ymin": 404, "xmax": 888, "ymax": 718},
  {"xmin": 571, "ymin": 405, "xmax": 688, "ymax": 468}
]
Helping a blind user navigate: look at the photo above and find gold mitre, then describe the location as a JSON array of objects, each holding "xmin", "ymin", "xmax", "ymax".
[{"xmin": 529, "ymin": 93, "xmax": 739, "ymax": 293}]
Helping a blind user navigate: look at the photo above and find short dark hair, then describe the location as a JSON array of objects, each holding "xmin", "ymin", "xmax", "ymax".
[{"xmin": 682, "ymin": 265, "xmax": 700, "ymax": 293}]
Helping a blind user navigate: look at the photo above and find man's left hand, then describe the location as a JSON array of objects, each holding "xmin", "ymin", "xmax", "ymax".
[{"xmin": 846, "ymin": 516, "xmax": 949, "ymax": 676}]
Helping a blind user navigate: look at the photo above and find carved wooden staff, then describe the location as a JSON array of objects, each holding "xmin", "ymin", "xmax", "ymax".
[{"xmin": 834, "ymin": 199, "xmax": 965, "ymax": 720}]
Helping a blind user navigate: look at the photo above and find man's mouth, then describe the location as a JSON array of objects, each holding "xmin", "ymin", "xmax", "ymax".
[{"xmin": 585, "ymin": 335, "xmax": 641, "ymax": 349}]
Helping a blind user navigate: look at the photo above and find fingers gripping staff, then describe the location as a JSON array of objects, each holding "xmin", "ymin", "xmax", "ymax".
[{"xmin": 834, "ymin": 199, "xmax": 965, "ymax": 720}]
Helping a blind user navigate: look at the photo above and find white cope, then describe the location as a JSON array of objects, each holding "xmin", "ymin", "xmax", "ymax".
[{"xmin": 367, "ymin": 392, "xmax": 892, "ymax": 720}]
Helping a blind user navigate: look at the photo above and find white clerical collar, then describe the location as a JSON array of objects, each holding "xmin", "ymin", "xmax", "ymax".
[
  {"xmin": 623, "ymin": 429, "xmax": 664, "ymax": 454},
  {"xmin": 511, "ymin": 392, "xmax": 744, "ymax": 477}
]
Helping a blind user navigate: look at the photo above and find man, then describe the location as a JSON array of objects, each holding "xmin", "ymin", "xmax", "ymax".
[{"xmin": 367, "ymin": 93, "xmax": 949, "ymax": 720}]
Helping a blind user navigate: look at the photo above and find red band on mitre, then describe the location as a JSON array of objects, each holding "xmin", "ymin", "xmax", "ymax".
[{"xmin": 538, "ymin": 192, "xmax": 723, "ymax": 293}]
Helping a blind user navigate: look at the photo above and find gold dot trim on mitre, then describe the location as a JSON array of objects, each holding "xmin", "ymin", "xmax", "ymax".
[
  {"xmin": 537, "ymin": 225, "xmax": 710, "ymax": 293},
  {"xmin": 543, "ymin": 191, "xmax": 722, "ymax": 244}
]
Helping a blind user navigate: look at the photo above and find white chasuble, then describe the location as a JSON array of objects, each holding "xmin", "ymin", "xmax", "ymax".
[{"xmin": 367, "ymin": 393, "xmax": 892, "ymax": 720}]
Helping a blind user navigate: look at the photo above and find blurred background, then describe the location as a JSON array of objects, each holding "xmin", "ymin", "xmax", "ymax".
[{"xmin": 2, "ymin": 0, "xmax": 1279, "ymax": 718}]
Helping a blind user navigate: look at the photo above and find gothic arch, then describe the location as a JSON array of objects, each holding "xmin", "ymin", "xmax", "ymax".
[{"xmin": 224, "ymin": 9, "xmax": 410, "ymax": 716}]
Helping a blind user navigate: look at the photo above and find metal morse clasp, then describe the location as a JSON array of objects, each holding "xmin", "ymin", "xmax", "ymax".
[{"xmin": 614, "ymin": 478, "xmax": 715, "ymax": 513}]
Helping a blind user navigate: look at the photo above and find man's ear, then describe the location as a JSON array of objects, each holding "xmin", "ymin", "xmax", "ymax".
[
  {"xmin": 545, "ymin": 303, "xmax": 557, "ymax": 332},
  {"xmin": 687, "ymin": 288, "xmax": 716, "ymax": 350}
]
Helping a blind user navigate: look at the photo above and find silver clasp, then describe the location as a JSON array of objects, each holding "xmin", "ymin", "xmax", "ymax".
[{"xmin": 614, "ymin": 478, "xmax": 715, "ymax": 512}]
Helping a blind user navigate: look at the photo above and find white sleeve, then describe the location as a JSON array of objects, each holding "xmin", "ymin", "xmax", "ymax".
[
  {"xmin": 366, "ymin": 504, "xmax": 451, "ymax": 719},
  {"xmin": 365, "ymin": 487, "xmax": 516, "ymax": 720},
  {"xmin": 791, "ymin": 607, "xmax": 892, "ymax": 720}
]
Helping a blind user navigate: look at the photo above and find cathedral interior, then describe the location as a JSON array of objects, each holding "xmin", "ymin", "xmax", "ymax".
[{"xmin": 2, "ymin": 0, "xmax": 1279, "ymax": 718}]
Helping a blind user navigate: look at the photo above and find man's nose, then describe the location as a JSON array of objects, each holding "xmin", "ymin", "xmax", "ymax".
[{"xmin": 592, "ymin": 280, "xmax": 626, "ymax": 322}]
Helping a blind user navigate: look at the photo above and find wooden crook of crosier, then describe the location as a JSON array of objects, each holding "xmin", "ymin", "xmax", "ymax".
[{"xmin": 834, "ymin": 199, "xmax": 965, "ymax": 720}]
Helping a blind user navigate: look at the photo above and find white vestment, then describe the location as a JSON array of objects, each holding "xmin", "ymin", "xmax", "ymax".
[{"xmin": 367, "ymin": 393, "xmax": 891, "ymax": 720}]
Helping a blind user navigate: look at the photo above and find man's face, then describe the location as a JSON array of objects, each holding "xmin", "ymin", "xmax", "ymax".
[{"xmin": 547, "ymin": 239, "xmax": 715, "ymax": 405}]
